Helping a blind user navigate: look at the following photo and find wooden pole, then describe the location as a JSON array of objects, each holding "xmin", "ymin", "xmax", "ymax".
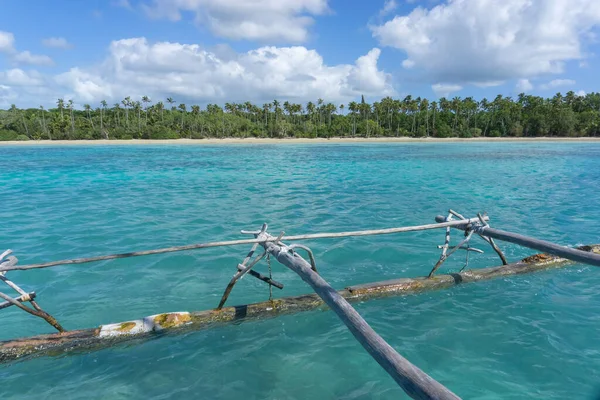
[
  {"xmin": 2, "ymin": 217, "xmax": 487, "ymax": 273},
  {"xmin": 0, "ymin": 292, "xmax": 36, "ymax": 310},
  {"xmin": 257, "ymin": 231, "xmax": 460, "ymax": 400},
  {"xmin": 0, "ymin": 292, "xmax": 64, "ymax": 332},
  {"xmin": 2, "ymin": 244, "xmax": 598, "ymax": 364},
  {"xmin": 435, "ymin": 216, "xmax": 600, "ymax": 267}
]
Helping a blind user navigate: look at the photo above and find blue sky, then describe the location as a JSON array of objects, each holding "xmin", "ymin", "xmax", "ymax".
[{"xmin": 0, "ymin": 0, "xmax": 598, "ymax": 109}]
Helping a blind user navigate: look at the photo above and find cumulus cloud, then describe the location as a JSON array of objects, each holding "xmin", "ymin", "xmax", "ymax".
[
  {"xmin": 576, "ymin": 90, "xmax": 586, "ymax": 96},
  {"xmin": 0, "ymin": 31, "xmax": 15, "ymax": 53},
  {"xmin": 540, "ymin": 79, "xmax": 576, "ymax": 90},
  {"xmin": 54, "ymin": 37, "xmax": 395, "ymax": 104},
  {"xmin": 42, "ymin": 37, "xmax": 74, "ymax": 49},
  {"xmin": 515, "ymin": 79, "xmax": 533, "ymax": 92},
  {"xmin": 0, "ymin": 31, "xmax": 54, "ymax": 66},
  {"xmin": 371, "ymin": 0, "xmax": 600, "ymax": 85},
  {"xmin": 379, "ymin": 0, "xmax": 398, "ymax": 16},
  {"xmin": 0, "ymin": 68, "xmax": 55, "ymax": 106},
  {"xmin": 141, "ymin": 0, "xmax": 330, "ymax": 43},
  {"xmin": 0, "ymin": 84, "xmax": 17, "ymax": 106},
  {"xmin": 0, "ymin": 69, "xmax": 45, "ymax": 86},
  {"xmin": 13, "ymin": 51, "xmax": 54, "ymax": 66},
  {"xmin": 432, "ymin": 83, "xmax": 461, "ymax": 98}
]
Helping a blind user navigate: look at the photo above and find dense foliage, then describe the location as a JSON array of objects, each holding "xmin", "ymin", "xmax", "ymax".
[{"xmin": 1, "ymin": 92, "xmax": 599, "ymax": 140}]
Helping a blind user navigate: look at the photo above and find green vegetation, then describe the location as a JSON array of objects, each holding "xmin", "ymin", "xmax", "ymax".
[{"xmin": 1, "ymin": 92, "xmax": 599, "ymax": 140}]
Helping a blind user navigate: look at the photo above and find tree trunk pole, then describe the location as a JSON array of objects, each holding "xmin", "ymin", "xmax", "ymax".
[{"xmin": 258, "ymin": 232, "xmax": 460, "ymax": 400}]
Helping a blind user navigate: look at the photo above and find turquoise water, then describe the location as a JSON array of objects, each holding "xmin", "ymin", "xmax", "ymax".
[{"xmin": 1, "ymin": 143, "xmax": 600, "ymax": 399}]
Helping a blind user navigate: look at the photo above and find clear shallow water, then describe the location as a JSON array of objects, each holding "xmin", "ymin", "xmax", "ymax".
[{"xmin": 1, "ymin": 143, "xmax": 599, "ymax": 399}]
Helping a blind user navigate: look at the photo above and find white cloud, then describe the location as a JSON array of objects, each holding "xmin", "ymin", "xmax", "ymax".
[
  {"xmin": 472, "ymin": 81, "xmax": 503, "ymax": 88},
  {"xmin": 13, "ymin": 51, "xmax": 54, "ymax": 66},
  {"xmin": 42, "ymin": 37, "xmax": 74, "ymax": 49},
  {"xmin": 0, "ymin": 31, "xmax": 15, "ymax": 53},
  {"xmin": 0, "ymin": 31, "xmax": 54, "ymax": 66},
  {"xmin": 540, "ymin": 79, "xmax": 576, "ymax": 90},
  {"xmin": 141, "ymin": 0, "xmax": 330, "ymax": 43},
  {"xmin": 55, "ymin": 68, "xmax": 113, "ymax": 102},
  {"xmin": 380, "ymin": 0, "xmax": 398, "ymax": 16},
  {"xmin": 576, "ymin": 90, "xmax": 586, "ymax": 96},
  {"xmin": 0, "ymin": 68, "xmax": 55, "ymax": 107},
  {"xmin": 54, "ymin": 37, "xmax": 394, "ymax": 105},
  {"xmin": 516, "ymin": 78, "xmax": 533, "ymax": 92},
  {"xmin": 0, "ymin": 84, "xmax": 17, "ymax": 107},
  {"xmin": 431, "ymin": 83, "xmax": 462, "ymax": 98},
  {"xmin": 0, "ymin": 69, "xmax": 45, "ymax": 86},
  {"xmin": 371, "ymin": 0, "xmax": 600, "ymax": 86}
]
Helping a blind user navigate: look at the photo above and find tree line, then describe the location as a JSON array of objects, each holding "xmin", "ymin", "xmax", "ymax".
[{"xmin": 1, "ymin": 91, "xmax": 599, "ymax": 140}]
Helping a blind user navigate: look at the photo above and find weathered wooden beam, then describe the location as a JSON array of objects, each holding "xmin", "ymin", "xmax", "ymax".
[
  {"xmin": 0, "ymin": 291, "xmax": 36, "ymax": 310},
  {"xmin": 0, "ymin": 292, "xmax": 64, "ymax": 332},
  {"xmin": 256, "ymin": 232, "xmax": 460, "ymax": 400},
  {"xmin": 435, "ymin": 215, "xmax": 600, "ymax": 267},
  {"xmin": 1, "ymin": 217, "xmax": 488, "ymax": 273},
  {"xmin": 2, "ymin": 245, "xmax": 598, "ymax": 365}
]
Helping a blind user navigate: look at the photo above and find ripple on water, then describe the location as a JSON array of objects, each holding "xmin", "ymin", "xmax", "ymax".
[{"xmin": 1, "ymin": 143, "xmax": 600, "ymax": 399}]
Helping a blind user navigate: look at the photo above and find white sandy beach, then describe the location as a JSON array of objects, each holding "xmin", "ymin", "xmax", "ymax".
[{"xmin": 1, "ymin": 137, "xmax": 599, "ymax": 145}]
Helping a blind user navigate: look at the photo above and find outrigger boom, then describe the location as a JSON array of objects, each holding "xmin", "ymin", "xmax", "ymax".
[{"xmin": 2, "ymin": 212, "xmax": 599, "ymax": 400}]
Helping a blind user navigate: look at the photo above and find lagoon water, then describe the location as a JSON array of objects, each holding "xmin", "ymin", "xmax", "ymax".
[{"xmin": 1, "ymin": 142, "xmax": 600, "ymax": 399}]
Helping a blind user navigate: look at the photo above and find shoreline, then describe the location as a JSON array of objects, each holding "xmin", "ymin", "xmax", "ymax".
[{"xmin": 1, "ymin": 137, "xmax": 599, "ymax": 146}]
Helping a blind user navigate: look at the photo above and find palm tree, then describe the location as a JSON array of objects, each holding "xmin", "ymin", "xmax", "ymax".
[
  {"xmin": 306, "ymin": 101, "xmax": 315, "ymax": 127},
  {"xmin": 283, "ymin": 101, "xmax": 292, "ymax": 122},
  {"xmin": 142, "ymin": 96, "xmax": 151, "ymax": 125},
  {"xmin": 67, "ymin": 99, "xmax": 75, "ymax": 137},
  {"xmin": 178, "ymin": 103, "xmax": 187, "ymax": 129},
  {"xmin": 100, "ymin": 100, "xmax": 107, "ymax": 133},
  {"xmin": 451, "ymin": 96, "xmax": 461, "ymax": 134},
  {"xmin": 430, "ymin": 101, "xmax": 437, "ymax": 135},
  {"xmin": 326, "ymin": 103, "xmax": 336, "ymax": 127},
  {"xmin": 133, "ymin": 101, "xmax": 142, "ymax": 133},
  {"xmin": 113, "ymin": 103, "xmax": 121, "ymax": 127},
  {"xmin": 480, "ymin": 98, "xmax": 490, "ymax": 136},
  {"xmin": 166, "ymin": 97, "xmax": 176, "ymax": 111},
  {"xmin": 421, "ymin": 98, "xmax": 429, "ymax": 137},
  {"xmin": 262, "ymin": 103, "xmax": 271, "ymax": 128},
  {"xmin": 273, "ymin": 100, "xmax": 280, "ymax": 127},
  {"xmin": 39, "ymin": 105, "xmax": 49, "ymax": 139},
  {"xmin": 156, "ymin": 101, "xmax": 164, "ymax": 122},
  {"xmin": 84, "ymin": 104, "xmax": 95, "ymax": 130},
  {"xmin": 56, "ymin": 98, "xmax": 65, "ymax": 119},
  {"xmin": 122, "ymin": 96, "xmax": 131, "ymax": 126},
  {"xmin": 191, "ymin": 105, "xmax": 200, "ymax": 133},
  {"xmin": 348, "ymin": 101, "xmax": 358, "ymax": 136},
  {"xmin": 317, "ymin": 98, "xmax": 324, "ymax": 126}
]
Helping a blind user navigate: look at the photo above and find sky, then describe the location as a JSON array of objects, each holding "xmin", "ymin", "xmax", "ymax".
[{"xmin": 0, "ymin": 0, "xmax": 599, "ymax": 109}]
